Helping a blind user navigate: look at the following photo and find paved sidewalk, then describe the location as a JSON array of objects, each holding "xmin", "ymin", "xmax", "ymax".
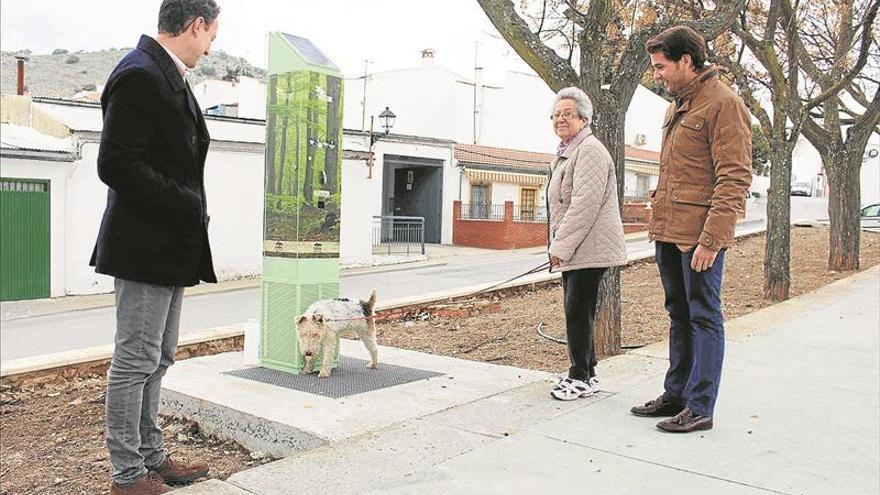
[{"xmin": 173, "ymin": 266, "xmax": 879, "ymax": 495}]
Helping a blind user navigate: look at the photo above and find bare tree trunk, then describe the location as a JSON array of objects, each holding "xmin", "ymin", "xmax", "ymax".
[
  {"xmin": 763, "ymin": 147, "xmax": 793, "ymax": 301},
  {"xmin": 475, "ymin": 0, "xmax": 747, "ymax": 357},
  {"xmin": 825, "ymin": 152, "xmax": 862, "ymax": 271},
  {"xmin": 591, "ymin": 104, "xmax": 626, "ymax": 356}
]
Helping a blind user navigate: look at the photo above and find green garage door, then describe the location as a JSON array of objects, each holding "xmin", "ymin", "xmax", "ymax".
[{"xmin": 1, "ymin": 178, "xmax": 50, "ymax": 301}]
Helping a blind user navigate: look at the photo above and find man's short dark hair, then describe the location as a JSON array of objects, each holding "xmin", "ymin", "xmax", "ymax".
[
  {"xmin": 158, "ymin": 0, "xmax": 220, "ymax": 36},
  {"xmin": 645, "ymin": 26, "xmax": 708, "ymax": 70}
]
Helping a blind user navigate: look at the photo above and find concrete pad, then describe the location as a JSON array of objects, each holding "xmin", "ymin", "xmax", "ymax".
[
  {"xmin": 529, "ymin": 269, "xmax": 880, "ymax": 495},
  {"xmin": 170, "ymin": 479, "xmax": 253, "ymax": 494},
  {"xmin": 226, "ymin": 418, "xmax": 493, "ymax": 495},
  {"xmin": 161, "ymin": 339, "xmax": 549, "ymax": 457},
  {"xmin": 427, "ymin": 353, "xmax": 670, "ymax": 439},
  {"xmin": 361, "ymin": 432, "xmax": 773, "ymax": 495}
]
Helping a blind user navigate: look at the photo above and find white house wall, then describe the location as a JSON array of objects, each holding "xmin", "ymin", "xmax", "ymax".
[
  {"xmin": 344, "ymin": 67, "xmax": 468, "ymax": 142},
  {"xmin": 203, "ymin": 147, "xmax": 264, "ymax": 281},
  {"xmin": 478, "ymin": 72, "xmax": 559, "ymax": 151},
  {"xmin": 339, "ymin": 155, "xmax": 376, "ymax": 263},
  {"xmin": 64, "ymin": 140, "xmax": 113, "ymax": 295},
  {"xmin": 491, "ymin": 182, "xmax": 520, "ymax": 206},
  {"xmin": 0, "ymin": 156, "xmax": 71, "ymax": 298},
  {"xmin": 461, "ymin": 178, "xmax": 547, "ymax": 209},
  {"xmin": 61, "ymin": 141, "xmax": 266, "ymax": 295},
  {"xmin": 863, "ymin": 135, "xmax": 880, "ymax": 205},
  {"xmin": 343, "ymin": 65, "xmax": 669, "ymax": 155},
  {"xmin": 625, "ymin": 86, "xmax": 669, "ymax": 152}
]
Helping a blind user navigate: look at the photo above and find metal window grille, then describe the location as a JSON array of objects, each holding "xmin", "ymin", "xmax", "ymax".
[{"xmin": 459, "ymin": 203, "xmax": 505, "ymax": 220}]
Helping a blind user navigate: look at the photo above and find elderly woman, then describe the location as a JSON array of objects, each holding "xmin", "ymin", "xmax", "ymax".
[{"xmin": 547, "ymin": 87, "xmax": 627, "ymax": 401}]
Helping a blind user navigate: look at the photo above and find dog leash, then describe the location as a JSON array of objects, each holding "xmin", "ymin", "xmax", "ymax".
[
  {"xmin": 321, "ymin": 260, "xmax": 552, "ymax": 323},
  {"xmin": 463, "ymin": 260, "xmax": 551, "ymax": 298}
]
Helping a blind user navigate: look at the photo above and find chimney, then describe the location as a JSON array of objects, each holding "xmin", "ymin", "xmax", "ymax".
[
  {"xmin": 420, "ymin": 48, "xmax": 435, "ymax": 67},
  {"xmin": 15, "ymin": 56, "xmax": 28, "ymax": 96}
]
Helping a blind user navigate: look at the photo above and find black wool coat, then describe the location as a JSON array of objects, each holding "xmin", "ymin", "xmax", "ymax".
[{"xmin": 90, "ymin": 35, "xmax": 217, "ymax": 287}]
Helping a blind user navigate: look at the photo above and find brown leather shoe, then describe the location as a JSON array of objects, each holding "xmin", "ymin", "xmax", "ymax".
[
  {"xmin": 110, "ymin": 472, "xmax": 171, "ymax": 495},
  {"xmin": 656, "ymin": 408, "xmax": 713, "ymax": 433},
  {"xmin": 148, "ymin": 456, "xmax": 209, "ymax": 484},
  {"xmin": 631, "ymin": 395, "xmax": 685, "ymax": 417}
]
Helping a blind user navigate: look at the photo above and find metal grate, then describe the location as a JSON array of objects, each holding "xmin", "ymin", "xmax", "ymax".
[{"xmin": 224, "ymin": 356, "xmax": 444, "ymax": 399}]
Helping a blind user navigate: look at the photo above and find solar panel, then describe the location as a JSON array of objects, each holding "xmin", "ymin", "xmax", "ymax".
[{"xmin": 282, "ymin": 33, "xmax": 337, "ymax": 69}]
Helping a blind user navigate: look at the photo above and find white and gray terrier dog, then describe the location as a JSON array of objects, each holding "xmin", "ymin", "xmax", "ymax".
[{"xmin": 296, "ymin": 290, "xmax": 378, "ymax": 378}]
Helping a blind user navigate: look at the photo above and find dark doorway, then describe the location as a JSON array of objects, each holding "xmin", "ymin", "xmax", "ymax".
[{"xmin": 382, "ymin": 155, "xmax": 443, "ymax": 243}]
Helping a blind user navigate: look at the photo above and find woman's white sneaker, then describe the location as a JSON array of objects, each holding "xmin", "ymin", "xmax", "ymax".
[{"xmin": 550, "ymin": 378, "xmax": 594, "ymax": 401}]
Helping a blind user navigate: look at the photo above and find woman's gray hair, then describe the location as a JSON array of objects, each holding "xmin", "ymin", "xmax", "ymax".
[
  {"xmin": 553, "ymin": 87, "xmax": 593, "ymax": 123},
  {"xmin": 158, "ymin": 0, "xmax": 221, "ymax": 36}
]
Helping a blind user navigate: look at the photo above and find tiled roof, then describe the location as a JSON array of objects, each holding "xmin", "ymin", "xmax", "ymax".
[
  {"xmin": 454, "ymin": 143, "xmax": 554, "ymax": 173},
  {"xmin": 455, "ymin": 143, "xmax": 661, "ymax": 174},
  {"xmin": 625, "ymin": 145, "xmax": 660, "ymax": 163}
]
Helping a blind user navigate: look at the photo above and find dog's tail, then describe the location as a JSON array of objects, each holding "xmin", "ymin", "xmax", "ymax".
[{"xmin": 360, "ymin": 289, "xmax": 377, "ymax": 316}]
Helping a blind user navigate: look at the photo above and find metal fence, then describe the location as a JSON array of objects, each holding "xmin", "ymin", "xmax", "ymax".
[
  {"xmin": 458, "ymin": 203, "xmax": 506, "ymax": 220},
  {"xmin": 513, "ymin": 204, "xmax": 548, "ymax": 222},
  {"xmin": 372, "ymin": 216, "xmax": 425, "ymax": 255},
  {"xmin": 458, "ymin": 203, "xmax": 548, "ymax": 222}
]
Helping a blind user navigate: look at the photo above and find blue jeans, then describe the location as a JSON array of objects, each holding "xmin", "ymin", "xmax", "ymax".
[
  {"xmin": 106, "ymin": 278, "xmax": 184, "ymax": 485},
  {"xmin": 655, "ymin": 242, "xmax": 726, "ymax": 417}
]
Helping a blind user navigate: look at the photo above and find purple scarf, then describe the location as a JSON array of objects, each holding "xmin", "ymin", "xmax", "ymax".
[{"xmin": 557, "ymin": 127, "xmax": 588, "ymax": 156}]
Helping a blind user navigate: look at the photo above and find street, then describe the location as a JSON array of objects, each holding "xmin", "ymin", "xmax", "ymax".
[{"xmin": 0, "ymin": 196, "xmax": 825, "ymax": 362}]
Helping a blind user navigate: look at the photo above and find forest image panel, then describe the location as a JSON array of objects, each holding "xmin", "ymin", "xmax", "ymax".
[{"xmin": 263, "ymin": 70, "xmax": 343, "ymax": 257}]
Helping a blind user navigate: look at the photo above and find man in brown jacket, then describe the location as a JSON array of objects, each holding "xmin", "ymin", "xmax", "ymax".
[{"xmin": 630, "ymin": 26, "xmax": 752, "ymax": 433}]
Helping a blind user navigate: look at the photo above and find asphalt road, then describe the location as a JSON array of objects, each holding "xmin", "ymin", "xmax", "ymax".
[{"xmin": 4, "ymin": 195, "xmax": 829, "ymax": 362}]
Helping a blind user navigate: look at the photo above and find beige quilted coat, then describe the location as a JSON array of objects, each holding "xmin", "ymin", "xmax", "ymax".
[{"xmin": 547, "ymin": 130, "xmax": 627, "ymax": 272}]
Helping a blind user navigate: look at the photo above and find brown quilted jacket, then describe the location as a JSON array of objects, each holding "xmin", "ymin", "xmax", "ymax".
[
  {"xmin": 648, "ymin": 68, "xmax": 752, "ymax": 251},
  {"xmin": 547, "ymin": 130, "xmax": 627, "ymax": 272}
]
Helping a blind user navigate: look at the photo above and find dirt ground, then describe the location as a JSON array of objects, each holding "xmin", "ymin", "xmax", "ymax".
[
  {"xmin": 0, "ymin": 377, "xmax": 274, "ymax": 495},
  {"xmin": 373, "ymin": 226, "xmax": 880, "ymax": 372},
  {"xmin": 1, "ymin": 226, "xmax": 878, "ymax": 494}
]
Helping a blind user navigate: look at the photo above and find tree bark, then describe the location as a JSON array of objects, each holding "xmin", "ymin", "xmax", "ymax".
[
  {"xmin": 784, "ymin": 0, "xmax": 880, "ymax": 273},
  {"xmin": 763, "ymin": 147, "xmax": 792, "ymax": 301},
  {"xmin": 476, "ymin": 0, "xmax": 747, "ymax": 356},
  {"xmin": 591, "ymin": 103, "xmax": 625, "ymax": 357},
  {"xmin": 825, "ymin": 152, "xmax": 862, "ymax": 271}
]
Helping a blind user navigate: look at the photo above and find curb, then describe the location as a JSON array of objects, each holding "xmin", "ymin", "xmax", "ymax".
[
  {"xmin": 341, "ymin": 258, "xmax": 447, "ymax": 275},
  {"xmin": 0, "ymin": 225, "xmax": 769, "ymax": 378},
  {"xmin": 0, "ymin": 325, "xmax": 243, "ymax": 378},
  {"xmin": 0, "ymin": 260, "xmax": 449, "ymax": 322}
]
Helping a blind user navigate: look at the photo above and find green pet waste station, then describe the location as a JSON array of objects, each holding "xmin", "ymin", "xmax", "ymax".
[{"xmin": 260, "ymin": 32, "xmax": 344, "ymax": 373}]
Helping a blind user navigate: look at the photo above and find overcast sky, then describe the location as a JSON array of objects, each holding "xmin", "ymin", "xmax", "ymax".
[{"xmin": 0, "ymin": 0, "xmax": 530, "ymax": 81}]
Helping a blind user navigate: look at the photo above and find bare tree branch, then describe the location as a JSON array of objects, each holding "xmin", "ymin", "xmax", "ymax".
[{"xmin": 476, "ymin": 0, "xmax": 579, "ymax": 91}]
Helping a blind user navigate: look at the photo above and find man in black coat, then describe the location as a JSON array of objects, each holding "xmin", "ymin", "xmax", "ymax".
[{"xmin": 91, "ymin": 1, "xmax": 220, "ymax": 493}]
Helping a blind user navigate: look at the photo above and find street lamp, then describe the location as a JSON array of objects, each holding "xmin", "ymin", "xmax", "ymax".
[
  {"xmin": 367, "ymin": 106, "xmax": 396, "ymax": 178},
  {"xmin": 370, "ymin": 106, "xmax": 396, "ymax": 146}
]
